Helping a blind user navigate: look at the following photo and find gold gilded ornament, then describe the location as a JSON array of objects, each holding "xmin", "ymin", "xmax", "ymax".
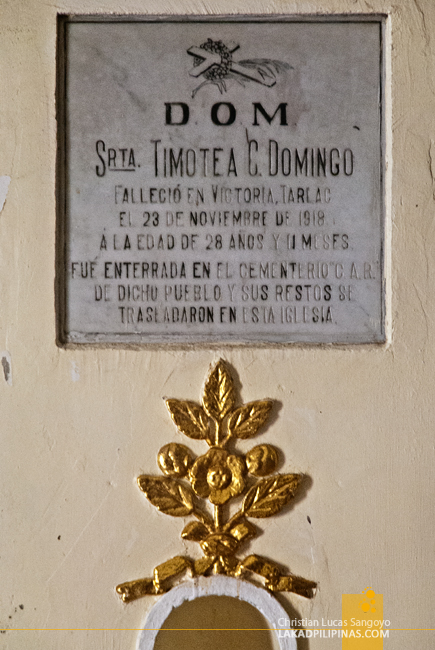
[
  {"xmin": 157, "ymin": 442, "xmax": 193, "ymax": 477},
  {"xmin": 189, "ymin": 447, "xmax": 245, "ymax": 504},
  {"xmin": 116, "ymin": 359, "xmax": 316, "ymax": 603},
  {"xmin": 246, "ymin": 444, "xmax": 278, "ymax": 476}
]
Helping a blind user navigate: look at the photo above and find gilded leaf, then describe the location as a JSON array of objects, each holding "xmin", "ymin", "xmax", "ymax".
[
  {"xmin": 202, "ymin": 360, "xmax": 235, "ymax": 421},
  {"xmin": 238, "ymin": 554, "xmax": 281, "ymax": 581},
  {"xmin": 242, "ymin": 473, "xmax": 303, "ymax": 518},
  {"xmin": 267, "ymin": 574, "xmax": 317, "ymax": 597},
  {"xmin": 194, "ymin": 556, "xmax": 215, "ymax": 576},
  {"xmin": 137, "ymin": 475, "xmax": 194, "ymax": 516},
  {"xmin": 116, "ymin": 578, "xmax": 155, "ymax": 602},
  {"xmin": 228, "ymin": 520, "xmax": 257, "ymax": 543},
  {"xmin": 228, "ymin": 400, "xmax": 273, "ymax": 439},
  {"xmin": 154, "ymin": 556, "xmax": 191, "ymax": 584},
  {"xmin": 181, "ymin": 520, "xmax": 209, "ymax": 542},
  {"xmin": 165, "ymin": 399, "xmax": 209, "ymax": 440}
]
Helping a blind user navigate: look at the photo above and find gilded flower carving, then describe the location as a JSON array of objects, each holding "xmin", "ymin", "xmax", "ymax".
[
  {"xmin": 189, "ymin": 448, "xmax": 245, "ymax": 504},
  {"xmin": 116, "ymin": 360, "xmax": 316, "ymax": 603}
]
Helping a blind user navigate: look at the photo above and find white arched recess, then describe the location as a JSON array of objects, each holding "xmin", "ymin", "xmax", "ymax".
[{"xmin": 137, "ymin": 575, "xmax": 297, "ymax": 650}]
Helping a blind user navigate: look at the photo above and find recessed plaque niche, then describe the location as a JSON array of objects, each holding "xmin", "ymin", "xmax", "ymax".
[{"xmin": 58, "ymin": 16, "xmax": 385, "ymax": 344}]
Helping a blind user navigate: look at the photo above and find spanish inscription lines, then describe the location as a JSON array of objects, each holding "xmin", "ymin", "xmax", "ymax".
[
  {"xmin": 113, "ymin": 183, "xmax": 332, "ymax": 206},
  {"xmin": 72, "ymin": 167, "xmax": 373, "ymax": 332},
  {"xmin": 71, "ymin": 156, "xmax": 376, "ymax": 336}
]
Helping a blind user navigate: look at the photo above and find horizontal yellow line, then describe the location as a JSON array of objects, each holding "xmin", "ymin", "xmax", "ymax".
[
  {"xmin": 1, "ymin": 628, "xmax": 435, "ymax": 632},
  {"xmin": 0, "ymin": 629, "xmax": 274, "ymax": 632}
]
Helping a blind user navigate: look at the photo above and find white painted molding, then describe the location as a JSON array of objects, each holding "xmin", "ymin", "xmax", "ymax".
[{"xmin": 137, "ymin": 575, "xmax": 296, "ymax": 650}]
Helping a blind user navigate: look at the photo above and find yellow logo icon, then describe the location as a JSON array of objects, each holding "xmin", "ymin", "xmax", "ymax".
[
  {"xmin": 359, "ymin": 588, "xmax": 377, "ymax": 614},
  {"xmin": 342, "ymin": 589, "xmax": 385, "ymax": 649}
]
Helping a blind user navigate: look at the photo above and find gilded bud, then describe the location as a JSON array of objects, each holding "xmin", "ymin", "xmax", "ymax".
[
  {"xmin": 246, "ymin": 444, "xmax": 278, "ymax": 477},
  {"xmin": 157, "ymin": 443, "xmax": 193, "ymax": 477}
]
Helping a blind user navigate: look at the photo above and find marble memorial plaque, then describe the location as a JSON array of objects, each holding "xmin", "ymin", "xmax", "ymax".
[{"xmin": 59, "ymin": 17, "xmax": 385, "ymax": 344}]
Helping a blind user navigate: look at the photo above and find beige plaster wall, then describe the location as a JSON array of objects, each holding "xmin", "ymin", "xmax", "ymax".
[{"xmin": 0, "ymin": 0, "xmax": 434, "ymax": 648}]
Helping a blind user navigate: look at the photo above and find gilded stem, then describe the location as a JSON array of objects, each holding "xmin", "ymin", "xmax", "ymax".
[
  {"xmin": 215, "ymin": 420, "xmax": 221, "ymax": 446},
  {"xmin": 214, "ymin": 504, "xmax": 223, "ymax": 532}
]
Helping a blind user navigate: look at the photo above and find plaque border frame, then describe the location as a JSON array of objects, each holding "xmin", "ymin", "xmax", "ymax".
[{"xmin": 56, "ymin": 14, "xmax": 387, "ymax": 348}]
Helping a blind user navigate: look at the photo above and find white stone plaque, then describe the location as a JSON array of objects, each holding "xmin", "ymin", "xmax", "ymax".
[{"xmin": 59, "ymin": 17, "xmax": 385, "ymax": 344}]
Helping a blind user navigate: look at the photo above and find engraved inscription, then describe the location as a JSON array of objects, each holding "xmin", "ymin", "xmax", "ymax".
[{"xmin": 61, "ymin": 19, "xmax": 384, "ymax": 343}]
